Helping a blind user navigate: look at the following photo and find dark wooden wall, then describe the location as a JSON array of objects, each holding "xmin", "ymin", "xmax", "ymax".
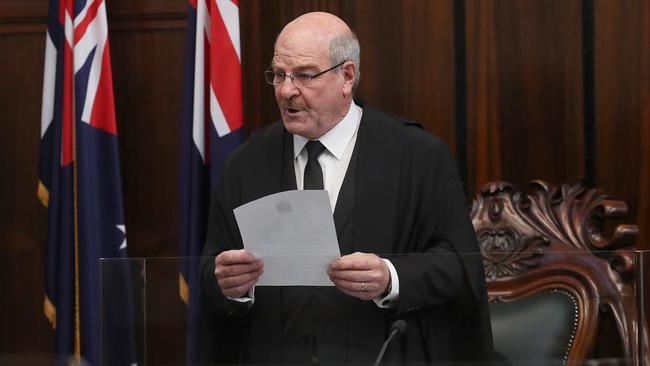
[{"xmin": 1, "ymin": 0, "xmax": 648, "ymax": 359}]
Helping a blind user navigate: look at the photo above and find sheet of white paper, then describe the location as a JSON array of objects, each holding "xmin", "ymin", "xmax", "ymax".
[{"xmin": 233, "ymin": 190, "xmax": 340, "ymax": 286}]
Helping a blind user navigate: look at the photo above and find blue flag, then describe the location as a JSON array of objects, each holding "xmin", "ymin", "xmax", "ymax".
[
  {"xmin": 39, "ymin": 0, "xmax": 136, "ymax": 364},
  {"xmin": 179, "ymin": 0, "xmax": 245, "ymax": 362}
]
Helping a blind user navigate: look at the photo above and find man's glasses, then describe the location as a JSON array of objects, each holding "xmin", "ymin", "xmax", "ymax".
[{"xmin": 264, "ymin": 61, "xmax": 346, "ymax": 87}]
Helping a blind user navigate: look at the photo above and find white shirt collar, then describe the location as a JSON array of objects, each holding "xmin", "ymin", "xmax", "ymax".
[{"xmin": 293, "ymin": 102, "xmax": 361, "ymax": 160}]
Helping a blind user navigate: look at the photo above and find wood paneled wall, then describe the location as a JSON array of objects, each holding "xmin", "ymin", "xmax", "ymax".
[
  {"xmin": 465, "ymin": 0, "xmax": 586, "ymax": 189},
  {"xmin": 1, "ymin": 0, "xmax": 648, "ymax": 358}
]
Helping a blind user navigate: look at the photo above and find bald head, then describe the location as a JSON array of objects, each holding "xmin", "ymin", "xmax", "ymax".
[
  {"xmin": 280, "ymin": 12, "xmax": 353, "ymax": 45},
  {"xmin": 274, "ymin": 12, "xmax": 361, "ymax": 90}
]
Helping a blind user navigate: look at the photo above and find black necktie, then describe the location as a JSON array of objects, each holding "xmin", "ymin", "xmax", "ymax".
[{"xmin": 304, "ymin": 140, "xmax": 326, "ymax": 190}]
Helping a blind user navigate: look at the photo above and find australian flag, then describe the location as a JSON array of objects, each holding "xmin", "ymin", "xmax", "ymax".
[
  {"xmin": 38, "ymin": 0, "xmax": 136, "ymax": 364},
  {"xmin": 179, "ymin": 0, "xmax": 244, "ymax": 362}
]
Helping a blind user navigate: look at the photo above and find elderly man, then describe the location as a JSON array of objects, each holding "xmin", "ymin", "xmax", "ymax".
[{"xmin": 200, "ymin": 11, "xmax": 493, "ymax": 364}]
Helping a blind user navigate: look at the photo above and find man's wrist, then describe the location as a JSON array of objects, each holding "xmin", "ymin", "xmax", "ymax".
[
  {"xmin": 380, "ymin": 277, "xmax": 392, "ymax": 298},
  {"xmin": 374, "ymin": 259, "xmax": 399, "ymax": 308}
]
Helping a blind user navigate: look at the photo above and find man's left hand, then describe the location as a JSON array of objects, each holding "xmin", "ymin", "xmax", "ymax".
[{"xmin": 328, "ymin": 252, "xmax": 390, "ymax": 301}]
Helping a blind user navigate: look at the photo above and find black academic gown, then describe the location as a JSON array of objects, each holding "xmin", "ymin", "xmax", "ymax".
[{"xmin": 199, "ymin": 103, "xmax": 493, "ymax": 365}]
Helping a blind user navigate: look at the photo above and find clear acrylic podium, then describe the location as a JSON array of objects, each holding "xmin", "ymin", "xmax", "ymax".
[{"xmin": 100, "ymin": 252, "xmax": 649, "ymax": 365}]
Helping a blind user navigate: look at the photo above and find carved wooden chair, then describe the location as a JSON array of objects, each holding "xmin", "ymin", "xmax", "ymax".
[{"xmin": 470, "ymin": 180, "xmax": 648, "ymax": 365}]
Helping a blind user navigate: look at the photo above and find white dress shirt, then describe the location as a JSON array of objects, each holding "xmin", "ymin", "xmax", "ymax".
[{"xmin": 292, "ymin": 102, "xmax": 361, "ymax": 211}]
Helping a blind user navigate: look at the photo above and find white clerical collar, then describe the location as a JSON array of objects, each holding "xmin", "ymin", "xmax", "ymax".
[{"xmin": 293, "ymin": 102, "xmax": 362, "ymax": 160}]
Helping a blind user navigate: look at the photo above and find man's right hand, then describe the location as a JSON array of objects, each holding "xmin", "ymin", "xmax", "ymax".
[{"xmin": 214, "ymin": 249, "xmax": 264, "ymax": 298}]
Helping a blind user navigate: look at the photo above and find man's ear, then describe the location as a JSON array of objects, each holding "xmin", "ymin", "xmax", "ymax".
[{"xmin": 341, "ymin": 61, "xmax": 356, "ymax": 96}]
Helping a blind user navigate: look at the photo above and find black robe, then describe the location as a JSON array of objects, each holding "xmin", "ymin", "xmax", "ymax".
[{"xmin": 199, "ymin": 103, "xmax": 493, "ymax": 365}]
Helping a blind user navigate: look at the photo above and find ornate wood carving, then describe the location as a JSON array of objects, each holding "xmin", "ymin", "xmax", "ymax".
[
  {"xmin": 479, "ymin": 228, "xmax": 548, "ymax": 280},
  {"xmin": 471, "ymin": 180, "xmax": 638, "ymax": 277},
  {"xmin": 471, "ymin": 180, "xmax": 647, "ymax": 365}
]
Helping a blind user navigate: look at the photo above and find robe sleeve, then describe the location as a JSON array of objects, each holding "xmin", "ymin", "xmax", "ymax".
[
  {"xmin": 198, "ymin": 154, "xmax": 252, "ymax": 362},
  {"xmin": 199, "ymin": 185, "xmax": 251, "ymax": 314},
  {"xmin": 388, "ymin": 134, "xmax": 487, "ymax": 317}
]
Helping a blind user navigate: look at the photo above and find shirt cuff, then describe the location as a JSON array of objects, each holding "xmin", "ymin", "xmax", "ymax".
[
  {"xmin": 373, "ymin": 259, "xmax": 399, "ymax": 308},
  {"xmin": 227, "ymin": 285, "xmax": 255, "ymax": 305}
]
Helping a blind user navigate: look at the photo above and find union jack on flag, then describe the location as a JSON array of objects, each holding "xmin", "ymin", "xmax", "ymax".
[
  {"xmin": 39, "ymin": 0, "xmax": 136, "ymax": 364},
  {"xmin": 179, "ymin": 0, "xmax": 244, "ymax": 362}
]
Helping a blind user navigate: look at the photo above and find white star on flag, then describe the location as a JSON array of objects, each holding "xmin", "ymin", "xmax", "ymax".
[{"xmin": 117, "ymin": 224, "xmax": 127, "ymax": 250}]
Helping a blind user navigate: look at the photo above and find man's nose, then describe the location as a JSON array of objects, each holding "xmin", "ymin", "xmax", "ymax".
[{"xmin": 278, "ymin": 76, "xmax": 300, "ymax": 99}]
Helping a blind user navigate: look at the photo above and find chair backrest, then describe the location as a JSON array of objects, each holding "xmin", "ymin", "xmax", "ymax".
[{"xmin": 470, "ymin": 180, "xmax": 648, "ymax": 365}]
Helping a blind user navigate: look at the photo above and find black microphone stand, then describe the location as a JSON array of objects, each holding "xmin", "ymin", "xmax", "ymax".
[{"xmin": 374, "ymin": 320, "xmax": 407, "ymax": 366}]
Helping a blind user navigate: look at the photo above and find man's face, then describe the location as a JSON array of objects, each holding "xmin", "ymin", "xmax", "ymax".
[{"xmin": 272, "ymin": 34, "xmax": 350, "ymax": 139}]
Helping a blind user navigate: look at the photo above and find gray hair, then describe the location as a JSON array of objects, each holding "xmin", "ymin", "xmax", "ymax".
[{"xmin": 330, "ymin": 33, "xmax": 361, "ymax": 92}]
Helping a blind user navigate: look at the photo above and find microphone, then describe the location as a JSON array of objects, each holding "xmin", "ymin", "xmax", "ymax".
[{"xmin": 374, "ymin": 319, "xmax": 407, "ymax": 366}]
